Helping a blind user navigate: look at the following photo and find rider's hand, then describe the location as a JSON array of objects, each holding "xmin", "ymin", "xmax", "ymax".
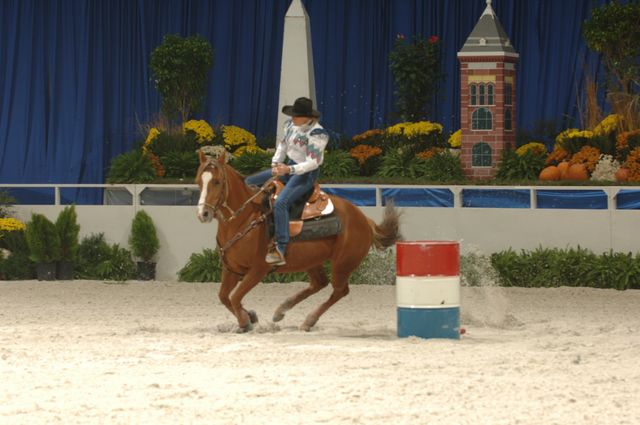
[{"xmin": 272, "ymin": 164, "xmax": 291, "ymax": 176}]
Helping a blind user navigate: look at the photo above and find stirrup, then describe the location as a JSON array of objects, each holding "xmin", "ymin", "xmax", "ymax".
[{"xmin": 265, "ymin": 246, "xmax": 286, "ymax": 266}]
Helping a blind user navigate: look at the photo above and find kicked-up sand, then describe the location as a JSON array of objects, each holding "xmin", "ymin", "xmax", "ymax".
[{"xmin": 1, "ymin": 280, "xmax": 639, "ymax": 424}]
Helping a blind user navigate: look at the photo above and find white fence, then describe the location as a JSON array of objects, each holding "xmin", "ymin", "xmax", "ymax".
[{"xmin": 3, "ymin": 183, "xmax": 639, "ymax": 280}]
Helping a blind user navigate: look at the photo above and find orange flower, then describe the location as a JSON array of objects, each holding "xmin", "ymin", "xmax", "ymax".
[
  {"xmin": 148, "ymin": 153, "xmax": 165, "ymax": 178},
  {"xmin": 352, "ymin": 129, "xmax": 384, "ymax": 143},
  {"xmin": 545, "ymin": 146, "xmax": 569, "ymax": 165},
  {"xmin": 416, "ymin": 147, "xmax": 444, "ymax": 159},
  {"xmin": 624, "ymin": 147, "xmax": 640, "ymax": 182},
  {"xmin": 349, "ymin": 144, "xmax": 382, "ymax": 165},
  {"xmin": 569, "ymin": 146, "xmax": 601, "ymax": 173},
  {"xmin": 616, "ymin": 130, "xmax": 640, "ymax": 154}
]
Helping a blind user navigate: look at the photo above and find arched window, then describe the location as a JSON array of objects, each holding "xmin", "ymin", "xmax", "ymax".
[
  {"xmin": 487, "ymin": 84, "xmax": 494, "ymax": 105},
  {"xmin": 472, "ymin": 108, "xmax": 492, "ymax": 130},
  {"xmin": 505, "ymin": 83, "xmax": 513, "ymax": 105},
  {"xmin": 479, "ymin": 84, "xmax": 485, "ymax": 105},
  {"xmin": 505, "ymin": 108, "xmax": 512, "ymax": 131},
  {"xmin": 470, "ymin": 84, "xmax": 477, "ymax": 105},
  {"xmin": 472, "ymin": 142, "xmax": 492, "ymax": 166}
]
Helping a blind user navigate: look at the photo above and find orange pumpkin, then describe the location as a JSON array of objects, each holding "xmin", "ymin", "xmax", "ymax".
[
  {"xmin": 557, "ymin": 161, "xmax": 570, "ymax": 179},
  {"xmin": 539, "ymin": 165, "xmax": 561, "ymax": 181},
  {"xmin": 566, "ymin": 163, "xmax": 588, "ymax": 181},
  {"xmin": 615, "ymin": 167, "xmax": 629, "ymax": 183}
]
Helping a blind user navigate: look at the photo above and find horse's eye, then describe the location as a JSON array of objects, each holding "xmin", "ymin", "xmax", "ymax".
[{"xmin": 212, "ymin": 180, "xmax": 220, "ymax": 186}]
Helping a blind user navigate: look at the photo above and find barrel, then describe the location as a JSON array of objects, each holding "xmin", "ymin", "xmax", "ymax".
[{"xmin": 396, "ymin": 241, "xmax": 460, "ymax": 339}]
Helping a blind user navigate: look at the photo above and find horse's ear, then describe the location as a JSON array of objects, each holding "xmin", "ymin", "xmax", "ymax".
[
  {"xmin": 217, "ymin": 151, "xmax": 227, "ymax": 165},
  {"xmin": 198, "ymin": 149, "xmax": 207, "ymax": 164}
]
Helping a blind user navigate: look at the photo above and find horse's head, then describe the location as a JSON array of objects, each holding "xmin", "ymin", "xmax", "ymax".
[{"xmin": 195, "ymin": 150, "xmax": 227, "ymax": 223}]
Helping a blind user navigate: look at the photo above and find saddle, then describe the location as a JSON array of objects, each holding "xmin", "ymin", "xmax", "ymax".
[{"xmin": 269, "ymin": 180, "xmax": 335, "ymax": 238}]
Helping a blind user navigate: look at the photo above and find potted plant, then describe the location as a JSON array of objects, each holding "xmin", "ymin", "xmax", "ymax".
[
  {"xmin": 55, "ymin": 205, "xmax": 80, "ymax": 279},
  {"xmin": 25, "ymin": 213, "xmax": 61, "ymax": 280},
  {"xmin": 128, "ymin": 210, "xmax": 159, "ymax": 280}
]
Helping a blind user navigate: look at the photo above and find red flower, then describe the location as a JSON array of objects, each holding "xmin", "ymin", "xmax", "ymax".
[{"xmin": 429, "ymin": 35, "xmax": 439, "ymax": 44}]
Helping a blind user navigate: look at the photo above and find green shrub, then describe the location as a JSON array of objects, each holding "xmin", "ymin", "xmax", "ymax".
[
  {"xmin": 0, "ymin": 190, "xmax": 15, "ymax": 218},
  {"xmin": 230, "ymin": 151, "xmax": 272, "ymax": 176},
  {"xmin": 95, "ymin": 244, "xmax": 136, "ymax": 281},
  {"xmin": 55, "ymin": 205, "xmax": 80, "ymax": 261},
  {"xmin": 495, "ymin": 150, "xmax": 546, "ymax": 181},
  {"xmin": 76, "ymin": 233, "xmax": 112, "ymax": 279},
  {"xmin": 146, "ymin": 131, "xmax": 200, "ymax": 158},
  {"xmin": 349, "ymin": 248, "xmax": 396, "ymax": 285},
  {"xmin": 0, "ymin": 230, "xmax": 35, "ymax": 279},
  {"xmin": 376, "ymin": 149, "xmax": 414, "ymax": 178},
  {"xmin": 25, "ymin": 214, "xmax": 61, "ymax": 263},
  {"xmin": 409, "ymin": 151, "xmax": 465, "ymax": 182},
  {"xmin": 106, "ymin": 149, "xmax": 156, "ymax": 183},
  {"xmin": 320, "ymin": 150, "xmax": 358, "ymax": 179},
  {"xmin": 178, "ymin": 248, "xmax": 222, "ymax": 282},
  {"xmin": 129, "ymin": 211, "xmax": 159, "ymax": 261},
  {"xmin": 161, "ymin": 150, "xmax": 199, "ymax": 179}
]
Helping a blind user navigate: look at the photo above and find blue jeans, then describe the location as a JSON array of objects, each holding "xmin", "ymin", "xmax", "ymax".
[{"xmin": 246, "ymin": 166, "xmax": 319, "ymax": 254}]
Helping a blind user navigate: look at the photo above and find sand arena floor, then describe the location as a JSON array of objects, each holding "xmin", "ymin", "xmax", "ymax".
[{"xmin": 1, "ymin": 280, "xmax": 639, "ymax": 424}]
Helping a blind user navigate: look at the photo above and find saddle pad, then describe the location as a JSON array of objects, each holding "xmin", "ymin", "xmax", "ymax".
[{"xmin": 290, "ymin": 215, "xmax": 342, "ymax": 242}]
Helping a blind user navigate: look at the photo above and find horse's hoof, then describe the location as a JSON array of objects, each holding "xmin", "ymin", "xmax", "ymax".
[
  {"xmin": 299, "ymin": 323, "xmax": 313, "ymax": 332},
  {"xmin": 247, "ymin": 309, "xmax": 259, "ymax": 324},
  {"xmin": 272, "ymin": 312, "xmax": 285, "ymax": 323},
  {"xmin": 236, "ymin": 323, "xmax": 254, "ymax": 334}
]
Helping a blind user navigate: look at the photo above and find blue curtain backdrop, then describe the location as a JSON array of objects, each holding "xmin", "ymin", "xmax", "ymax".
[{"xmin": 0, "ymin": 0, "xmax": 608, "ymax": 184}]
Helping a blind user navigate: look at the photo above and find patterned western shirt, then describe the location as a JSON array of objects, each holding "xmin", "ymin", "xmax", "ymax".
[{"xmin": 271, "ymin": 119, "xmax": 329, "ymax": 175}]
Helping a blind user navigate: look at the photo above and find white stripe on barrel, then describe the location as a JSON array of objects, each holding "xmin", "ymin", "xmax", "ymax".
[{"xmin": 396, "ymin": 241, "xmax": 460, "ymax": 339}]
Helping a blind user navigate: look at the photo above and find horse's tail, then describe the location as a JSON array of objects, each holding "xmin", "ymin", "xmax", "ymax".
[{"xmin": 368, "ymin": 202, "xmax": 402, "ymax": 250}]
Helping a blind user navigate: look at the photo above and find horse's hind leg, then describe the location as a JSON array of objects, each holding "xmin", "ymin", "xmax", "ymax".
[
  {"xmin": 272, "ymin": 265, "xmax": 329, "ymax": 323},
  {"xmin": 300, "ymin": 266, "xmax": 351, "ymax": 332}
]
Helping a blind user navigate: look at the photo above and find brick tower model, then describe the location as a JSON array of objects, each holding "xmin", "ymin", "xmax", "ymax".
[{"xmin": 457, "ymin": 0, "xmax": 519, "ymax": 179}]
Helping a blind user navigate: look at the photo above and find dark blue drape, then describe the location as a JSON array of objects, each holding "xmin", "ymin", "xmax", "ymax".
[{"xmin": 0, "ymin": 0, "xmax": 609, "ymax": 184}]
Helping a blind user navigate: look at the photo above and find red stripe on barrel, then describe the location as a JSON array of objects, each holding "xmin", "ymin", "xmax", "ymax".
[{"xmin": 396, "ymin": 241, "xmax": 459, "ymax": 277}]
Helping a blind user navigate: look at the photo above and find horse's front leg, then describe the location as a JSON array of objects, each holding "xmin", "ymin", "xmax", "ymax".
[
  {"xmin": 218, "ymin": 269, "xmax": 241, "ymax": 315},
  {"xmin": 229, "ymin": 268, "xmax": 269, "ymax": 332}
]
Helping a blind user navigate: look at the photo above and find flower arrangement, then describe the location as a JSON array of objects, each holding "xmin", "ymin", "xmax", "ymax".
[
  {"xmin": 352, "ymin": 129, "xmax": 384, "ymax": 143},
  {"xmin": 0, "ymin": 217, "xmax": 26, "ymax": 232},
  {"xmin": 623, "ymin": 147, "xmax": 640, "ymax": 182},
  {"xmin": 148, "ymin": 153, "xmax": 165, "ymax": 177},
  {"xmin": 593, "ymin": 114, "xmax": 623, "ymax": 136},
  {"xmin": 233, "ymin": 145, "xmax": 267, "ymax": 157},
  {"xmin": 349, "ymin": 144, "xmax": 383, "ymax": 166},
  {"xmin": 569, "ymin": 146, "xmax": 601, "ymax": 173},
  {"xmin": 416, "ymin": 147, "xmax": 444, "ymax": 160},
  {"xmin": 545, "ymin": 146, "xmax": 569, "ymax": 164},
  {"xmin": 385, "ymin": 122, "xmax": 412, "ymax": 135},
  {"xmin": 182, "ymin": 120, "xmax": 214, "ymax": 143},
  {"xmin": 403, "ymin": 121, "xmax": 443, "ymax": 138},
  {"xmin": 555, "ymin": 129, "xmax": 594, "ymax": 146},
  {"xmin": 448, "ymin": 129, "xmax": 461, "ymax": 148},
  {"xmin": 142, "ymin": 127, "xmax": 161, "ymax": 154},
  {"xmin": 222, "ymin": 125, "xmax": 257, "ymax": 153},
  {"xmin": 516, "ymin": 142, "xmax": 547, "ymax": 157},
  {"xmin": 590, "ymin": 154, "xmax": 621, "ymax": 181},
  {"xmin": 616, "ymin": 129, "xmax": 640, "ymax": 160}
]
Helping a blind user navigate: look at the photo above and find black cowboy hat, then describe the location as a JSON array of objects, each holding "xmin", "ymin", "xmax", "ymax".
[{"xmin": 281, "ymin": 97, "xmax": 321, "ymax": 118}]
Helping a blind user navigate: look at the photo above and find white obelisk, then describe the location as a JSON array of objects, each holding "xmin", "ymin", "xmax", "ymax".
[{"xmin": 277, "ymin": 0, "xmax": 316, "ymax": 141}]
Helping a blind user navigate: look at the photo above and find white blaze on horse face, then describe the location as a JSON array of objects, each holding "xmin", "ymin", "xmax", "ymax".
[{"xmin": 197, "ymin": 171, "xmax": 213, "ymax": 222}]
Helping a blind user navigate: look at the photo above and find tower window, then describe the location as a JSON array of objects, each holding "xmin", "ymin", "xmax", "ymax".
[
  {"xmin": 470, "ymin": 84, "xmax": 477, "ymax": 105},
  {"xmin": 472, "ymin": 142, "xmax": 492, "ymax": 167},
  {"xmin": 472, "ymin": 108, "xmax": 493, "ymax": 130},
  {"xmin": 505, "ymin": 108, "xmax": 512, "ymax": 131},
  {"xmin": 505, "ymin": 83, "xmax": 513, "ymax": 105},
  {"xmin": 479, "ymin": 84, "xmax": 485, "ymax": 105},
  {"xmin": 487, "ymin": 84, "xmax": 494, "ymax": 105}
]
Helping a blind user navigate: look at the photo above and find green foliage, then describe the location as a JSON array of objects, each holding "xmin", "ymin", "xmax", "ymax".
[
  {"xmin": 389, "ymin": 35, "xmax": 445, "ymax": 121},
  {"xmin": 161, "ymin": 150, "xmax": 199, "ymax": 179},
  {"xmin": 558, "ymin": 134, "xmax": 616, "ymax": 156},
  {"xmin": 230, "ymin": 151, "xmax": 273, "ymax": 176},
  {"xmin": 76, "ymin": 233, "xmax": 136, "ymax": 281},
  {"xmin": 583, "ymin": 1, "xmax": 640, "ymax": 94},
  {"xmin": 495, "ymin": 150, "xmax": 546, "ymax": 181},
  {"xmin": 0, "ymin": 230, "xmax": 35, "ymax": 279},
  {"xmin": 25, "ymin": 214, "xmax": 61, "ymax": 263},
  {"xmin": 409, "ymin": 151, "xmax": 466, "ymax": 182},
  {"xmin": 147, "ymin": 131, "xmax": 200, "ymax": 157},
  {"xmin": 55, "ymin": 205, "xmax": 80, "ymax": 261},
  {"xmin": 129, "ymin": 211, "xmax": 159, "ymax": 261},
  {"xmin": 0, "ymin": 190, "xmax": 15, "ymax": 218},
  {"xmin": 320, "ymin": 150, "xmax": 358, "ymax": 179},
  {"xmin": 178, "ymin": 248, "xmax": 222, "ymax": 282},
  {"xmin": 376, "ymin": 148, "xmax": 414, "ymax": 178},
  {"xmin": 150, "ymin": 34, "xmax": 214, "ymax": 121},
  {"xmin": 491, "ymin": 247, "xmax": 640, "ymax": 290},
  {"xmin": 106, "ymin": 149, "xmax": 156, "ymax": 183}
]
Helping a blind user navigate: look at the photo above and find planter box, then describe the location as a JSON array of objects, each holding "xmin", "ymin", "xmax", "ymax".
[
  {"xmin": 57, "ymin": 261, "xmax": 75, "ymax": 280},
  {"xmin": 136, "ymin": 261, "xmax": 156, "ymax": 280},
  {"xmin": 36, "ymin": 262, "xmax": 56, "ymax": 281}
]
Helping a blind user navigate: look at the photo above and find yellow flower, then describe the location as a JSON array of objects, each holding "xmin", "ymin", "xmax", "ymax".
[
  {"xmin": 448, "ymin": 129, "xmax": 461, "ymax": 148},
  {"xmin": 403, "ymin": 121, "xmax": 443, "ymax": 138},
  {"xmin": 233, "ymin": 145, "xmax": 267, "ymax": 157},
  {"xmin": 142, "ymin": 127, "xmax": 161, "ymax": 154},
  {"xmin": 516, "ymin": 142, "xmax": 547, "ymax": 157},
  {"xmin": 555, "ymin": 128, "xmax": 593, "ymax": 145},
  {"xmin": 593, "ymin": 114, "xmax": 623, "ymax": 136},
  {"xmin": 222, "ymin": 125, "xmax": 256, "ymax": 150},
  {"xmin": 385, "ymin": 122, "xmax": 412, "ymax": 135},
  {"xmin": 182, "ymin": 120, "xmax": 215, "ymax": 143},
  {"xmin": 0, "ymin": 217, "xmax": 26, "ymax": 232}
]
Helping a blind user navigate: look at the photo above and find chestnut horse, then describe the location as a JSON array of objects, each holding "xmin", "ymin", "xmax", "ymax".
[{"xmin": 195, "ymin": 151, "xmax": 401, "ymax": 332}]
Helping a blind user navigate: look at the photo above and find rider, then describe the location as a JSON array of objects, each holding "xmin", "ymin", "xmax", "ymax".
[{"xmin": 245, "ymin": 97, "xmax": 329, "ymax": 266}]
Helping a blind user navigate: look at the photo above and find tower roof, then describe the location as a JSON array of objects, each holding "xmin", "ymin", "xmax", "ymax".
[{"xmin": 458, "ymin": 0, "xmax": 519, "ymax": 58}]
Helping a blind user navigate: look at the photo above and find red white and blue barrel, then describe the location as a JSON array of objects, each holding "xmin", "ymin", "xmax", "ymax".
[{"xmin": 396, "ymin": 241, "xmax": 460, "ymax": 339}]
